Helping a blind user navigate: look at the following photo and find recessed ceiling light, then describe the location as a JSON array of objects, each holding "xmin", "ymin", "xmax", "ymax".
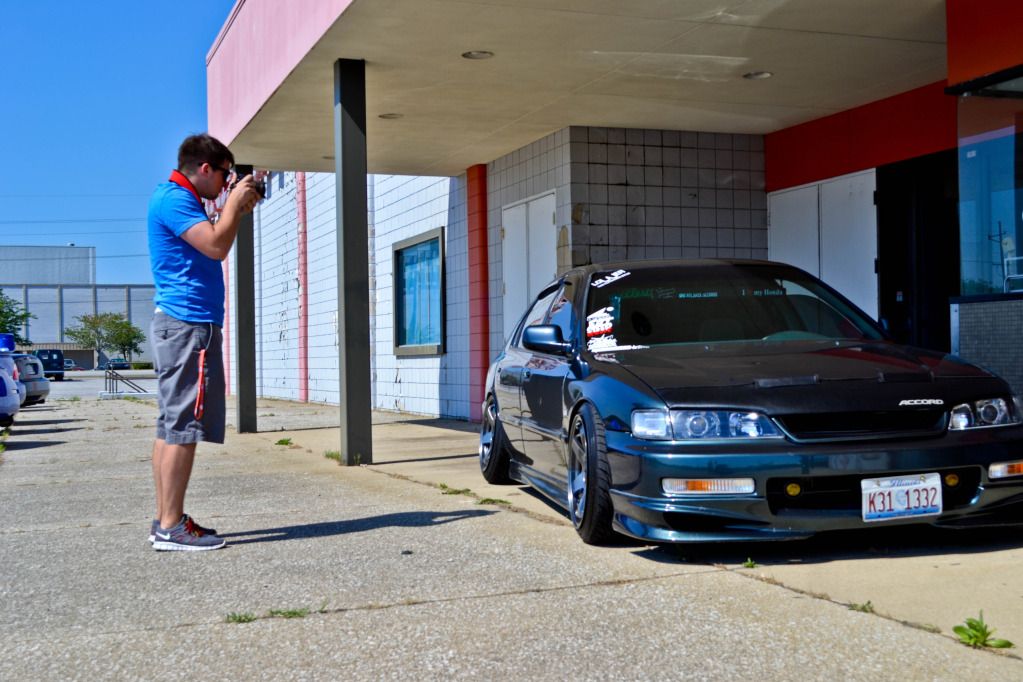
[
  {"xmin": 743, "ymin": 71, "xmax": 773, "ymax": 80},
  {"xmin": 461, "ymin": 50, "xmax": 494, "ymax": 60},
  {"xmin": 378, "ymin": 113, "xmax": 403, "ymax": 120}
]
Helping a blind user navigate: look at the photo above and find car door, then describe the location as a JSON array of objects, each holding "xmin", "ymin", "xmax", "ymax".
[
  {"xmin": 494, "ymin": 286, "xmax": 559, "ymax": 463},
  {"xmin": 520, "ymin": 281, "xmax": 576, "ymax": 481}
]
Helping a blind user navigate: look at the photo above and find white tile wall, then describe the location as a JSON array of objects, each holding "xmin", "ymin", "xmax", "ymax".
[
  {"xmin": 372, "ymin": 174, "xmax": 470, "ymax": 419},
  {"xmin": 486, "ymin": 129, "xmax": 571, "ymax": 359},
  {"xmin": 485, "ymin": 126, "xmax": 767, "ymax": 358},
  {"xmin": 254, "ymin": 172, "xmax": 300, "ymax": 401}
]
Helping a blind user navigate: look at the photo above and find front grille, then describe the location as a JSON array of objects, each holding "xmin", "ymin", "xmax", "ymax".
[
  {"xmin": 766, "ymin": 466, "xmax": 980, "ymax": 514},
  {"xmin": 775, "ymin": 409, "xmax": 946, "ymax": 442}
]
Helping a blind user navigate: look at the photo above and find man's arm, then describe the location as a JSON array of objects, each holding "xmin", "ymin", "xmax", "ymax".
[{"xmin": 180, "ymin": 176, "xmax": 260, "ymax": 261}]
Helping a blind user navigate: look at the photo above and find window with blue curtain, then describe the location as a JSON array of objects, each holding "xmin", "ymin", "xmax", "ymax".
[{"xmin": 394, "ymin": 227, "xmax": 444, "ymax": 355}]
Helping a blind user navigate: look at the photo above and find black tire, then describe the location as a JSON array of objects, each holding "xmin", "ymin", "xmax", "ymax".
[
  {"xmin": 567, "ymin": 403, "xmax": 615, "ymax": 544},
  {"xmin": 479, "ymin": 396, "xmax": 513, "ymax": 484}
]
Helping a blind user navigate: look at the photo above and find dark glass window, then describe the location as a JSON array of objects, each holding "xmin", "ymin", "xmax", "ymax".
[{"xmin": 393, "ymin": 228, "xmax": 444, "ymax": 356}]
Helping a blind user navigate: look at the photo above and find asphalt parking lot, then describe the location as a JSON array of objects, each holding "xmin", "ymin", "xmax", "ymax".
[{"xmin": 2, "ymin": 388, "xmax": 1022, "ymax": 679}]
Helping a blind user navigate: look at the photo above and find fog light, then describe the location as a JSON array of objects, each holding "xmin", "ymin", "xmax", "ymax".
[
  {"xmin": 989, "ymin": 461, "xmax": 1023, "ymax": 479},
  {"xmin": 785, "ymin": 482, "xmax": 802, "ymax": 497},
  {"xmin": 662, "ymin": 478, "xmax": 755, "ymax": 495},
  {"xmin": 944, "ymin": 473, "xmax": 960, "ymax": 487}
]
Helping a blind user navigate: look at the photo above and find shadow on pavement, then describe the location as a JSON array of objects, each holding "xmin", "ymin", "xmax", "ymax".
[
  {"xmin": 12, "ymin": 418, "xmax": 85, "ymax": 426},
  {"xmin": 371, "ymin": 452, "xmax": 477, "ymax": 465},
  {"xmin": 220, "ymin": 509, "xmax": 496, "ymax": 545},
  {"xmin": 3, "ymin": 440, "xmax": 67, "ymax": 451},
  {"xmin": 630, "ymin": 524, "xmax": 1023, "ymax": 565},
  {"xmin": 10, "ymin": 427, "xmax": 83, "ymax": 436}
]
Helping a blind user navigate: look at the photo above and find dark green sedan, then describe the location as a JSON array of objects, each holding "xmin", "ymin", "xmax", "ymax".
[{"xmin": 480, "ymin": 260, "xmax": 1023, "ymax": 544}]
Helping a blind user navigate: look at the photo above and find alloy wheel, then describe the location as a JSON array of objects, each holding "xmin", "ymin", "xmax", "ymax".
[
  {"xmin": 567, "ymin": 414, "xmax": 588, "ymax": 527},
  {"xmin": 479, "ymin": 400, "xmax": 496, "ymax": 470}
]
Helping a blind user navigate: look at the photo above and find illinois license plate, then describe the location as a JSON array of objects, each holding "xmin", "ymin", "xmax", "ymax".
[{"xmin": 861, "ymin": 473, "xmax": 942, "ymax": 522}]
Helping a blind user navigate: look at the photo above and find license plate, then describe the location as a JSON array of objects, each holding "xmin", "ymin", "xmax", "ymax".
[{"xmin": 861, "ymin": 472, "xmax": 942, "ymax": 522}]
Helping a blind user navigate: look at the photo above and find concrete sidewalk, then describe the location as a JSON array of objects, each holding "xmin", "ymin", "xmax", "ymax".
[{"xmin": 1, "ymin": 396, "xmax": 1021, "ymax": 680}]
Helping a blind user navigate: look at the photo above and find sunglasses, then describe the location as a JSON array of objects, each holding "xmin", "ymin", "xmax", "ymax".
[{"xmin": 210, "ymin": 163, "xmax": 234, "ymax": 180}]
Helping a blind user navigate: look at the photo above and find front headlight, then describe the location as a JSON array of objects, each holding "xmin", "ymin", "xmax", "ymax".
[
  {"xmin": 948, "ymin": 397, "xmax": 1022, "ymax": 431},
  {"xmin": 630, "ymin": 408, "xmax": 782, "ymax": 440}
]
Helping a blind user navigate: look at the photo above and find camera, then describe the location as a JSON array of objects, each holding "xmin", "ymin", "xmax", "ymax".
[{"xmin": 230, "ymin": 173, "xmax": 266, "ymax": 199}]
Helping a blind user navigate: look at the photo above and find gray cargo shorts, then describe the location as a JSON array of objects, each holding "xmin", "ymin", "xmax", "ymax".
[{"xmin": 151, "ymin": 311, "xmax": 226, "ymax": 444}]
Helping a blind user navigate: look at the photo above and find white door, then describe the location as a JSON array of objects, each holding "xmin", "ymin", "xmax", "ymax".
[
  {"xmin": 768, "ymin": 170, "xmax": 878, "ymax": 320},
  {"xmin": 502, "ymin": 203, "xmax": 528, "ymax": 342},
  {"xmin": 527, "ymin": 193, "xmax": 557, "ymax": 295},
  {"xmin": 820, "ymin": 170, "xmax": 877, "ymax": 319},
  {"xmin": 768, "ymin": 184, "xmax": 820, "ymax": 277},
  {"xmin": 502, "ymin": 192, "xmax": 557, "ymax": 342}
]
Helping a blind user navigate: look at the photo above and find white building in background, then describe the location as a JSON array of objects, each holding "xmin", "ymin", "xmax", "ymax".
[
  {"xmin": 0, "ymin": 245, "xmax": 96, "ymax": 285},
  {"xmin": 0, "ymin": 245, "xmax": 155, "ymax": 366}
]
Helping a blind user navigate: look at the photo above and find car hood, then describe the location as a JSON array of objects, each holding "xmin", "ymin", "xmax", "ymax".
[{"xmin": 591, "ymin": 340, "xmax": 1008, "ymax": 412}]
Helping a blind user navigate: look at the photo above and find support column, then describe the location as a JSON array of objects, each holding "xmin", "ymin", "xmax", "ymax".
[
  {"xmin": 296, "ymin": 172, "xmax": 310, "ymax": 402},
  {"xmin": 467, "ymin": 165, "xmax": 490, "ymax": 422},
  {"xmin": 234, "ymin": 164, "xmax": 258, "ymax": 433},
  {"xmin": 334, "ymin": 58, "xmax": 372, "ymax": 465}
]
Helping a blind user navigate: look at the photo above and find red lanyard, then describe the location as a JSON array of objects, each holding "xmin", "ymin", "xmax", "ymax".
[
  {"xmin": 194, "ymin": 348, "xmax": 207, "ymax": 420},
  {"xmin": 168, "ymin": 170, "xmax": 206, "ymax": 212}
]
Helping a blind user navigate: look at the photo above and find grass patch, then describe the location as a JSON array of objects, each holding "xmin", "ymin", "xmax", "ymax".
[
  {"xmin": 267, "ymin": 607, "xmax": 309, "ymax": 619},
  {"xmin": 225, "ymin": 612, "xmax": 257, "ymax": 624},
  {"xmin": 848, "ymin": 601, "xmax": 875, "ymax": 614},
  {"xmin": 477, "ymin": 497, "xmax": 510, "ymax": 506},
  {"xmin": 122, "ymin": 396, "xmax": 146, "ymax": 403},
  {"xmin": 741, "ymin": 557, "xmax": 758, "ymax": 569},
  {"xmin": 954, "ymin": 611, "xmax": 1014, "ymax": 649},
  {"xmin": 438, "ymin": 483, "xmax": 472, "ymax": 496},
  {"xmin": 274, "ymin": 437, "xmax": 293, "ymax": 446},
  {"xmin": 56, "ymin": 396, "xmax": 81, "ymax": 402},
  {"xmin": 324, "ymin": 450, "xmax": 342, "ymax": 464}
]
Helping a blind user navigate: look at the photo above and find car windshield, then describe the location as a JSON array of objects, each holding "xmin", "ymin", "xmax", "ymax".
[{"xmin": 584, "ymin": 263, "xmax": 883, "ymax": 352}]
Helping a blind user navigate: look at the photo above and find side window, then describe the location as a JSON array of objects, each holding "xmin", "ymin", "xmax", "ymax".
[
  {"xmin": 513, "ymin": 287, "xmax": 559, "ymax": 348},
  {"xmin": 546, "ymin": 282, "xmax": 575, "ymax": 342}
]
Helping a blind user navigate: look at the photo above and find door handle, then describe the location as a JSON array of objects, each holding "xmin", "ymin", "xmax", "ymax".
[{"xmin": 522, "ymin": 369, "xmax": 531, "ymax": 380}]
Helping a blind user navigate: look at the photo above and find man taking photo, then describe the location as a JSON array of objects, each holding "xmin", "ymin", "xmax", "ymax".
[{"xmin": 146, "ymin": 133, "xmax": 260, "ymax": 551}]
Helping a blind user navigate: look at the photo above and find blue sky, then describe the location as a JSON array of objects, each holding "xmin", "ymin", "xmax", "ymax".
[{"xmin": 0, "ymin": 1, "xmax": 236, "ymax": 284}]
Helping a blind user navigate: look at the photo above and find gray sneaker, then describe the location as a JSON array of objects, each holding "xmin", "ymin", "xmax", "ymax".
[
  {"xmin": 148, "ymin": 515, "xmax": 218, "ymax": 543},
  {"xmin": 152, "ymin": 516, "xmax": 226, "ymax": 551}
]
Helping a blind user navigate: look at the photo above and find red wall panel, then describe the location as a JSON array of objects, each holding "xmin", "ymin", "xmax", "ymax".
[
  {"xmin": 765, "ymin": 82, "xmax": 957, "ymax": 192},
  {"xmin": 947, "ymin": 0, "xmax": 1023, "ymax": 86}
]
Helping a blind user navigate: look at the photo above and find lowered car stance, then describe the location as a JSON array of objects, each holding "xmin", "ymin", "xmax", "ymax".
[{"xmin": 479, "ymin": 260, "xmax": 1023, "ymax": 544}]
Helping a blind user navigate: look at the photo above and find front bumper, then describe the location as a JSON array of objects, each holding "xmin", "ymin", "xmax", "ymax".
[{"xmin": 604, "ymin": 428, "xmax": 1023, "ymax": 542}]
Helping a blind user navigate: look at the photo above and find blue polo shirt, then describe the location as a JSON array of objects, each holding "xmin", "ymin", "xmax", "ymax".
[{"xmin": 147, "ymin": 179, "xmax": 225, "ymax": 325}]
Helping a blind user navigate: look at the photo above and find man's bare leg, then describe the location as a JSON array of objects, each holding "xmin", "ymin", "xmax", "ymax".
[
  {"xmin": 151, "ymin": 438, "xmax": 164, "ymax": 521},
  {"xmin": 158, "ymin": 441, "xmax": 197, "ymax": 530}
]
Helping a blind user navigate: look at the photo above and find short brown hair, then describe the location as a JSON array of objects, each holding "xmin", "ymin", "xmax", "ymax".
[{"xmin": 177, "ymin": 133, "xmax": 234, "ymax": 173}]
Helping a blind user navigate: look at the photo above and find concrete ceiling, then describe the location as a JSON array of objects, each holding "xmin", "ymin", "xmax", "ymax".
[{"xmin": 226, "ymin": 0, "xmax": 947, "ymax": 176}]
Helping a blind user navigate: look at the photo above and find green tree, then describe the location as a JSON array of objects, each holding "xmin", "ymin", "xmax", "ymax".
[
  {"xmin": 65, "ymin": 313, "xmax": 145, "ymax": 360},
  {"xmin": 106, "ymin": 317, "xmax": 146, "ymax": 361},
  {"xmin": 0, "ymin": 290, "xmax": 34, "ymax": 345}
]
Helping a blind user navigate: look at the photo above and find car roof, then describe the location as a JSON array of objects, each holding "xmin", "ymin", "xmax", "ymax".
[{"xmin": 564, "ymin": 258, "xmax": 794, "ymax": 279}]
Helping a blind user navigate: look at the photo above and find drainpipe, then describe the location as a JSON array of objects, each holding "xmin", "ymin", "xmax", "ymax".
[{"xmin": 296, "ymin": 172, "xmax": 309, "ymax": 402}]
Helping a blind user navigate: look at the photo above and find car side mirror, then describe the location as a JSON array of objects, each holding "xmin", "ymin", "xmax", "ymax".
[{"xmin": 521, "ymin": 325, "xmax": 572, "ymax": 356}]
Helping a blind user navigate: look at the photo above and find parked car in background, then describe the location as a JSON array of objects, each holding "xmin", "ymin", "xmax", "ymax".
[
  {"xmin": 102, "ymin": 358, "xmax": 131, "ymax": 370},
  {"xmin": 34, "ymin": 348, "xmax": 65, "ymax": 381},
  {"xmin": 0, "ymin": 333, "xmax": 21, "ymax": 427},
  {"xmin": 481, "ymin": 259, "xmax": 1023, "ymax": 545},
  {"xmin": 13, "ymin": 354, "xmax": 49, "ymax": 406}
]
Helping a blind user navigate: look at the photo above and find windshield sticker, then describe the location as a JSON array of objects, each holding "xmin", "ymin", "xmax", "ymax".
[
  {"xmin": 586, "ymin": 334, "xmax": 648, "ymax": 353},
  {"xmin": 678, "ymin": 291, "xmax": 718, "ymax": 299},
  {"xmin": 586, "ymin": 306, "xmax": 615, "ymax": 338},
  {"xmin": 590, "ymin": 269, "xmax": 630, "ymax": 289}
]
